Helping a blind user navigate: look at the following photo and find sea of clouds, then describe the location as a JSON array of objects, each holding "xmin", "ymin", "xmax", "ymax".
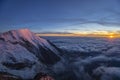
[{"xmin": 43, "ymin": 37, "xmax": 120, "ymax": 80}]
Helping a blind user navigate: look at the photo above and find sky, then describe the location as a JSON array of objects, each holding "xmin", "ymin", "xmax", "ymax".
[{"xmin": 0, "ymin": 0, "xmax": 120, "ymax": 37}]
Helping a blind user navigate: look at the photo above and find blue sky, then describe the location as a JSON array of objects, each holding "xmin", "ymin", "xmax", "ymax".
[{"xmin": 0, "ymin": 0, "xmax": 120, "ymax": 33}]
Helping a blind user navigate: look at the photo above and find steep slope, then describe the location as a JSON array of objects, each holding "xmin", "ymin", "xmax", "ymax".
[
  {"xmin": 0, "ymin": 29, "xmax": 61, "ymax": 64},
  {"xmin": 0, "ymin": 29, "xmax": 61, "ymax": 79},
  {"xmin": 0, "ymin": 40, "xmax": 46, "ymax": 79}
]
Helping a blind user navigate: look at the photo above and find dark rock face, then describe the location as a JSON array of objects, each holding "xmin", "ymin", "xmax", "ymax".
[
  {"xmin": 2, "ymin": 61, "xmax": 34, "ymax": 70},
  {"xmin": 0, "ymin": 72, "xmax": 21, "ymax": 80},
  {"xmin": 39, "ymin": 46, "xmax": 60, "ymax": 64}
]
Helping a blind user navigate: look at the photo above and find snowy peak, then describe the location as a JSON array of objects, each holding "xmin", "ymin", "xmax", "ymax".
[
  {"xmin": 0, "ymin": 29, "xmax": 61, "ymax": 64},
  {"xmin": 0, "ymin": 29, "xmax": 35, "ymax": 42},
  {"xmin": 0, "ymin": 29, "xmax": 47, "ymax": 48}
]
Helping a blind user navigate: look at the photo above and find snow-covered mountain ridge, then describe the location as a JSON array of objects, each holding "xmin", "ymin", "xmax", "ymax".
[
  {"xmin": 0, "ymin": 29, "xmax": 61, "ymax": 79},
  {"xmin": 0, "ymin": 29, "xmax": 61, "ymax": 64}
]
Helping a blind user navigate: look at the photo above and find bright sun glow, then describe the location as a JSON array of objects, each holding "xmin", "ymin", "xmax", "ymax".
[{"xmin": 109, "ymin": 35, "xmax": 114, "ymax": 38}]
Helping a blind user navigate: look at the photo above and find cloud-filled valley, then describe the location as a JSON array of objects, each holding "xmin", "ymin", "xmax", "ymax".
[
  {"xmin": 42, "ymin": 36, "xmax": 120, "ymax": 80},
  {"xmin": 44, "ymin": 37, "xmax": 120, "ymax": 56}
]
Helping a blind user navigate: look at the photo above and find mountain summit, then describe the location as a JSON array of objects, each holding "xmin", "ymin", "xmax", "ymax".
[
  {"xmin": 0, "ymin": 29, "xmax": 61, "ymax": 64},
  {"xmin": 0, "ymin": 29, "xmax": 61, "ymax": 79}
]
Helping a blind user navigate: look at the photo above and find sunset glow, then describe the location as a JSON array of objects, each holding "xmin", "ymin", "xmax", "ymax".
[
  {"xmin": 36, "ymin": 31, "xmax": 120, "ymax": 38},
  {"xmin": 109, "ymin": 35, "xmax": 114, "ymax": 38}
]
